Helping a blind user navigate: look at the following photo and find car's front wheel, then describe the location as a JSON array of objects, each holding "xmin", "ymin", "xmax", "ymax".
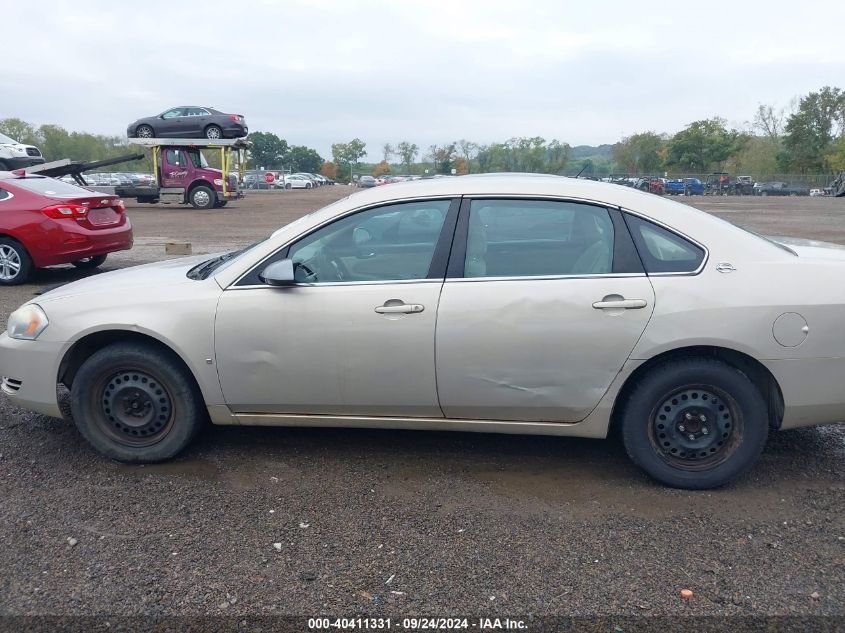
[
  {"xmin": 0, "ymin": 237, "xmax": 34, "ymax": 285},
  {"xmin": 189, "ymin": 186, "xmax": 215, "ymax": 210},
  {"xmin": 135, "ymin": 124, "xmax": 154, "ymax": 138},
  {"xmin": 70, "ymin": 342, "xmax": 206, "ymax": 462},
  {"xmin": 72, "ymin": 254, "xmax": 108, "ymax": 269},
  {"xmin": 620, "ymin": 357, "xmax": 768, "ymax": 489}
]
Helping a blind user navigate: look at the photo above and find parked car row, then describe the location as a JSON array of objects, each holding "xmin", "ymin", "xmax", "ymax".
[
  {"xmin": 243, "ymin": 171, "xmax": 335, "ymax": 190},
  {"xmin": 60, "ymin": 172, "xmax": 155, "ymax": 188},
  {"xmin": 603, "ymin": 173, "xmax": 820, "ymax": 197},
  {"xmin": 356, "ymin": 175, "xmax": 421, "ymax": 188}
]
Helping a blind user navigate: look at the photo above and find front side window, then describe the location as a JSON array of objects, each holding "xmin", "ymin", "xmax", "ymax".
[
  {"xmin": 165, "ymin": 149, "xmax": 185, "ymax": 166},
  {"xmin": 464, "ymin": 199, "xmax": 615, "ymax": 278},
  {"xmin": 624, "ymin": 214, "xmax": 705, "ymax": 273},
  {"xmin": 288, "ymin": 200, "xmax": 450, "ymax": 283},
  {"xmin": 162, "ymin": 108, "xmax": 184, "ymax": 119}
]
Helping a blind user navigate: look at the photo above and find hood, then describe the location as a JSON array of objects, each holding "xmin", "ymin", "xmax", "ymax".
[
  {"xmin": 34, "ymin": 254, "xmax": 216, "ymax": 304},
  {"xmin": 769, "ymin": 236, "xmax": 845, "ymax": 261}
]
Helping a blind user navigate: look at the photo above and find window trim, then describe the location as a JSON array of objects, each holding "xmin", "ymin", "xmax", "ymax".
[
  {"xmin": 445, "ymin": 195, "xmax": 644, "ymax": 281},
  {"xmin": 230, "ymin": 196, "xmax": 461, "ymax": 289},
  {"xmin": 621, "ymin": 208, "xmax": 709, "ymax": 277}
]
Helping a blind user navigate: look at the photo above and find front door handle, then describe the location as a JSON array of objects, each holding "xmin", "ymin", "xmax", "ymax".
[
  {"xmin": 592, "ymin": 298, "xmax": 648, "ymax": 310},
  {"xmin": 375, "ymin": 301, "xmax": 424, "ymax": 314}
]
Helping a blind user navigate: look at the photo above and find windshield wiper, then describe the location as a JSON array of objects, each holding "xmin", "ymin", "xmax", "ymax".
[{"xmin": 187, "ymin": 250, "xmax": 241, "ymax": 280}]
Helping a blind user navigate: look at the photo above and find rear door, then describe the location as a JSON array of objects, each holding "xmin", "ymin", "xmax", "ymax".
[{"xmin": 435, "ymin": 197, "xmax": 655, "ymax": 422}]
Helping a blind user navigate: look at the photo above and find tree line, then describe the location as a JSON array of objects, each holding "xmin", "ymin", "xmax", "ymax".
[{"xmin": 2, "ymin": 85, "xmax": 842, "ymax": 183}]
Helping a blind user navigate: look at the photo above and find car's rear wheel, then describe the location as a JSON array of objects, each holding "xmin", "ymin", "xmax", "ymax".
[
  {"xmin": 205, "ymin": 125, "xmax": 223, "ymax": 139},
  {"xmin": 0, "ymin": 238, "xmax": 34, "ymax": 285},
  {"xmin": 620, "ymin": 357, "xmax": 768, "ymax": 489},
  {"xmin": 70, "ymin": 342, "xmax": 206, "ymax": 462},
  {"xmin": 136, "ymin": 125, "xmax": 154, "ymax": 138},
  {"xmin": 72, "ymin": 254, "xmax": 108, "ymax": 269},
  {"xmin": 189, "ymin": 186, "xmax": 215, "ymax": 210}
]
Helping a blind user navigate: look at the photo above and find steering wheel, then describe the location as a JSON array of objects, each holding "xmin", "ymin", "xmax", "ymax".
[{"xmin": 293, "ymin": 261, "xmax": 318, "ymax": 282}]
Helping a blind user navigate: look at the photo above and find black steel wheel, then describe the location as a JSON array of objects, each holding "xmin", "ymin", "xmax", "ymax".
[
  {"xmin": 648, "ymin": 386, "xmax": 741, "ymax": 471},
  {"xmin": 621, "ymin": 357, "xmax": 768, "ymax": 489},
  {"xmin": 70, "ymin": 342, "xmax": 206, "ymax": 462}
]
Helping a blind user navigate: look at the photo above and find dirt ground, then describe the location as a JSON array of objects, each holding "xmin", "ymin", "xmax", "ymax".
[{"xmin": 0, "ymin": 187, "xmax": 843, "ymax": 627}]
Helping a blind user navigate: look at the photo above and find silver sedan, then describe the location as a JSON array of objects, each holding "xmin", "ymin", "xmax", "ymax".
[{"xmin": 3, "ymin": 175, "xmax": 844, "ymax": 489}]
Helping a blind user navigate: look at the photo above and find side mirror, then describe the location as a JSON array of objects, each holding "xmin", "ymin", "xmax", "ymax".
[{"xmin": 259, "ymin": 259, "xmax": 296, "ymax": 286}]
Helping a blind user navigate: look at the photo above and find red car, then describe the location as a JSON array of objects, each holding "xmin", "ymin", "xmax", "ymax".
[{"xmin": 0, "ymin": 172, "xmax": 133, "ymax": 285}]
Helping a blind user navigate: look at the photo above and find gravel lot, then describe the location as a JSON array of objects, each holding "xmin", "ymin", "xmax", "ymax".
[{"xmin": 0, "ymin": 188, "xmax": 843, "ymax": 629}]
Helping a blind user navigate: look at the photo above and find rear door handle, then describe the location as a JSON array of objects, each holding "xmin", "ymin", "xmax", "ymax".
[
  {"xmin": 375, "ymin": 302, "xmax": 424, "ymax": 314},
  {"xmin": 592, "ymin": 298, "xmax": 648, "ymax": 310}
]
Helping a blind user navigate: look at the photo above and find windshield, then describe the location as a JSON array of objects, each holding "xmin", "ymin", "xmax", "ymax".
[
  {"xmin": 0, "ymin": 132, "xmax": 19, "ymax": 144},
  {"xmin": 186, "ymin": 149, "xmax": 209, "ymax": 168}
]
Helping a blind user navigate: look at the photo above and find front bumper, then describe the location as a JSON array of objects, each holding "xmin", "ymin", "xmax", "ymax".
[
  {"xmin": 0, "ymin": 333, "xmax": 64, "ymax": 418},
  {"xmin": 2, "ymin": 156, "xmax": 46, "ymax": 169}
]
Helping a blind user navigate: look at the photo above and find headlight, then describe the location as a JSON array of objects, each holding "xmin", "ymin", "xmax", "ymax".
[
  {"xmin": 213, "ymin": 178, "xmax": 224, "ymax": 186},
  {"xmin": 7, "ymin": 304, "xmax": 49, "ymax": 340}
]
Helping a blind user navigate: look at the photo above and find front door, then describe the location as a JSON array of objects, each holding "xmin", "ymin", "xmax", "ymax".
[
  {"xmin": 435, "ymin": 198, "xmax": 655, "ymax": 422},
  {"xmin": 215, "ymin": 198, "xmax": 458, "ymax": 417},
  {"xmin": 161, "ymin": 149, "xmax": 190, "ymax": 187}
]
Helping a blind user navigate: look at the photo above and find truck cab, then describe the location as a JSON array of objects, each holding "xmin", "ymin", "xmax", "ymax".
[{"xmin": 158, "ymin": 146, "xmax": 240, "ymax": 209}]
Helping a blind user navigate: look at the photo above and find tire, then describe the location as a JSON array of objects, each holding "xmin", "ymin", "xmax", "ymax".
[
  {"xmin": 204, "ymin": 125, "xmax": 223, "ymax": 140},
  {"xmin": 761, "ymin": 191, "xmax": 768, "ymax": 197},
  {"xmin": 620, "ymin": 357, "xmax": 768, "ymax": 489},
  {"xmin": 135, "ymin": 124, "xmax": 154, "ymax": 139},
  {"xmin": 306, "ymin": 182, "xmax": 312, "ymax": 189},
  {"xmin": 0, "ymin": 237, "xmax": 34, "ymax": 285},
  {"xmin": 189, "ymin": 186, "xmax": 215, "ymax": 210},
  {"xmin": 72, "ymin": 254, "xmax": 108, "ymax": 269},
  {"xmin": 70, "ymin": 342, "xmax": 206, "ymax": 462},
  {"xmin": 285, "ymin": 183, "xmax": 291, "ymax": 190},
  {"xmin": 213, "ymin": 200, "xmax": 228, "ymax": 208}
]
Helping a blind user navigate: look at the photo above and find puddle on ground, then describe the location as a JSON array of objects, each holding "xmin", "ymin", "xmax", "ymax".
[{"xmin": 120, "ymin": 458, "xmax": 222, "ymax": 480}]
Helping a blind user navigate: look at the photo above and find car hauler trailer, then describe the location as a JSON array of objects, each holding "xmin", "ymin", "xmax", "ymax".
[{"xmin": 26, "ymin": 138, "xmax": 250, "ymax": 210}]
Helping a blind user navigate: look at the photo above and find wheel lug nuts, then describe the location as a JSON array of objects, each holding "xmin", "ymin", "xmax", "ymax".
[
  {"xmin": 685, "ymin": 413, "xmax": 693, "ymax": 420},
  {"xmin": 702, "ymin": 427, "xmax": 709, "ymax": 435},
  {"xmin": 678, "ymin": 424, "xmax": 686, "ymax": 432},
  {"xmin": 689, "ymin": 433, "xmax": 696, "ymax": 441},
  {"xmin": 699, "ymin": 414, "xmax": 706, "ymax": 422}
]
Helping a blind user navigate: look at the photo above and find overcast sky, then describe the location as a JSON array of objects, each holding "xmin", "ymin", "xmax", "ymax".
[{"xmin": 5, "ymin": 0, "xmax": 843, "ymax": 161}]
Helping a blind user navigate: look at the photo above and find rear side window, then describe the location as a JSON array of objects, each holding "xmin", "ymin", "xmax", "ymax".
[
  {"xmin": 625, "ymin": 214, "xmax": 705, "ymax": 273},
  {"xmin": 464, "ymin": 199, "xmax": 615, "ymax": 277}
]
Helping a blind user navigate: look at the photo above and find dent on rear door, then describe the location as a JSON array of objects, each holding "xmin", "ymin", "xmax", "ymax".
[{"xmin": 435, "ymin": 276, "xmax": 655, "ymax": 422}]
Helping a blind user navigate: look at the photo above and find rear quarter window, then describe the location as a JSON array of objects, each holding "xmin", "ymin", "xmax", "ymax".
[{"xmin": 625, "ymin": 213, "xmax": 705, "ymax": 273}]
